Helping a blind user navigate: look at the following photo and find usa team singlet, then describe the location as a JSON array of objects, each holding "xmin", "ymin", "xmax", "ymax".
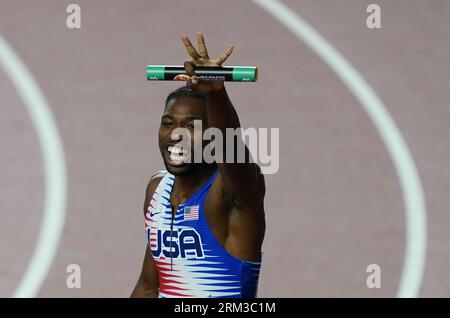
[{"xmin": 144, "ymin": 170, "xmax": 261, "ymax": 298}]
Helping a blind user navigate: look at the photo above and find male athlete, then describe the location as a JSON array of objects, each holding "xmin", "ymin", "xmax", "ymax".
[{"xmin": 131, "ymin": 32, "xmax": 266, "ymax": 298}]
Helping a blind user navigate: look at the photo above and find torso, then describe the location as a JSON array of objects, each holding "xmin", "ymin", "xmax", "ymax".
[{"xmin": 144, "ymin": 170, "xmax": 264, "ymax": 298}]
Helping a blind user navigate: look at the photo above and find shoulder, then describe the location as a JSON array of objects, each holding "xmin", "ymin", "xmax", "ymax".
[
  {"xmin": 143, "ymin": 170, "xmax": 167, "ymax": 213},
  {"xmin": 146, "ymin": 170, "xmax": 167, "ymax": 196}
]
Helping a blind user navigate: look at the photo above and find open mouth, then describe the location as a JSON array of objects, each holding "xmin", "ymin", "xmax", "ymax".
[{"xmin": 166, "ymin": 144, "xmax": 190, "ymax": 166}]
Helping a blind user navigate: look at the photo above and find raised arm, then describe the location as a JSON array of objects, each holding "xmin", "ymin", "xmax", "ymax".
[{"xmin": 182, "ymin": 32, "xmax": 265, "ymax": 209}]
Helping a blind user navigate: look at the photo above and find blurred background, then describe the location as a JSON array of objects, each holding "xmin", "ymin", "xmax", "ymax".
[{"xmin": 0, "ymin": 0, "xmax": 449, "ymax": 297}]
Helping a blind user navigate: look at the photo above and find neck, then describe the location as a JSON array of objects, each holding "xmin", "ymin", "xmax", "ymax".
[{"xmin": 171, "ymin": 164, "xmax": 216, "ymax": 204}]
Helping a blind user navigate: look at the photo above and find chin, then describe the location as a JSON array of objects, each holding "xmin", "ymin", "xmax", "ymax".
[{"xmin": 164, "ymin": 162, "xmax": 195, "ymax": 176}]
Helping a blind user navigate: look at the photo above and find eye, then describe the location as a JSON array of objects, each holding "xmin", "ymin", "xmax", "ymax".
[
  {"xmin": 161, "ymin": 119, "xmax": 172, "ymax": 126},
  {"xmin": 186, "ymin": 122, "xmax": 195, "ymax": 130}
]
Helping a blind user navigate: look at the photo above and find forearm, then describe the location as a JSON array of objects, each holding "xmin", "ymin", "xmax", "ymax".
[
  {"xmin": 205, "ymin": 87, "xmax": 262, "ymax": 205},
  {"xmin": 205, "ymin": 86, "xmax": 251, "ymax": 166},
  {"xmin": 205, "ymin": 86, "xmax": 239, "ymax": 130}
]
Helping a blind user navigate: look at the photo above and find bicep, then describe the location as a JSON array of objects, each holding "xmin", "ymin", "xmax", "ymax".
[{"xmin": 218, "ymin": 163, "xmax": 265, "ymax": 209}]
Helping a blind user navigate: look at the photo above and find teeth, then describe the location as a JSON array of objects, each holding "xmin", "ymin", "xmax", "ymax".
[
  {"xmin": 167, "ymin": 145, "xmax": 189, "ymax": 164},
  {"xmin": 169, "ymin": 152, "xmax": 185, "ymax": 164},
  {"xmin": 170, "ymin": 153, "xmax": 182, "ymax": 159},
  {"xmin": 168, "ymin": 145, "xmax": 188, "ymax": 155},
  {"xmin": 168, "ymin": 146, "xmax": 180, "ymax": 154}
]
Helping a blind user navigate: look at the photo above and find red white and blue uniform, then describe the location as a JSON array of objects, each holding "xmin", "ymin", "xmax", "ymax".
[{"xmin": 144, "ymin": 170, "xmax": 261, "ymax": 298}]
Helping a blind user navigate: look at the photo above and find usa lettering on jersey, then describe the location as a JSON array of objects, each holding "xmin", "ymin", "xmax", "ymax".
[{"xmin": 148, "ymin": 228, "xmax": 205, "ymax": 259}]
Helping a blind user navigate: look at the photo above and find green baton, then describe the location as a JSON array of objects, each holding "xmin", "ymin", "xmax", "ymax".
[{"xmin": 146, "ymin": 65, "xmax": 258, "ymax": 82}]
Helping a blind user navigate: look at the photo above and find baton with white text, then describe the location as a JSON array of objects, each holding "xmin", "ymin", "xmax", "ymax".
[{"xmin": 146, "ymin": 65, "xmax": 258, "ymax": 82}]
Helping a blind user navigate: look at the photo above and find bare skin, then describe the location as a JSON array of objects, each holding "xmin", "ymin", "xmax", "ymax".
[{"xmin": 131, "ymin": 32, "xmax": 265, "ymax": 298}]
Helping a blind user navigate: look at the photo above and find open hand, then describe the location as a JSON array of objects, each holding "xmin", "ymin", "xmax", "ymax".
[{"xmin": 181, "ymin": 32, "xmax": 234, "ymax": 93}]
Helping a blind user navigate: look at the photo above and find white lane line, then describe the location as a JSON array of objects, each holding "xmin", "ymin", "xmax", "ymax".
[
  {"xmin": 0, "ymin": 35, "xmax": 68, "ymax": 298},
  {"xmin": 251, "ymin": 0, "xmax": 427, "ymax": 298}
]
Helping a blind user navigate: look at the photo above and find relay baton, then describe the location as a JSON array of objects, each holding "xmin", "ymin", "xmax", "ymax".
[{"xmin": 146, "ymin": 65, "xmax": 258, "ymax": 82}]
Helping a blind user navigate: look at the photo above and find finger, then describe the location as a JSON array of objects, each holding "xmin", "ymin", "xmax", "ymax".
[
  {"xmin": 182, "ymin": 36, "xmax": 201, "ymax": 60},
  {"xmin": 184, "ymin": 61, "xmax": 196, "ymax": 76},
  {"xmin": 214, "ymin": 44, "xmax": 234, "ymax": 65},
  {"xmin": 186, "ymin": 75, "xmax": 198, "ymax": 89},
  {"xmin": 196, "ymin": 32, "xmax": 209, "ymax": 59}
]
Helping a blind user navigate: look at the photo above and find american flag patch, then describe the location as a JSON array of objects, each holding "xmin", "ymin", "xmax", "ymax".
[{"xmin": 184, "ymin": 205, "xmax": 199, "ymax": 221}]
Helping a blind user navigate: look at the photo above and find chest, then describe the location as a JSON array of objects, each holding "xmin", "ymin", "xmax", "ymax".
[{"xmin": 145, "ymin": 174, "xmax": 231, "ymax": 259}]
